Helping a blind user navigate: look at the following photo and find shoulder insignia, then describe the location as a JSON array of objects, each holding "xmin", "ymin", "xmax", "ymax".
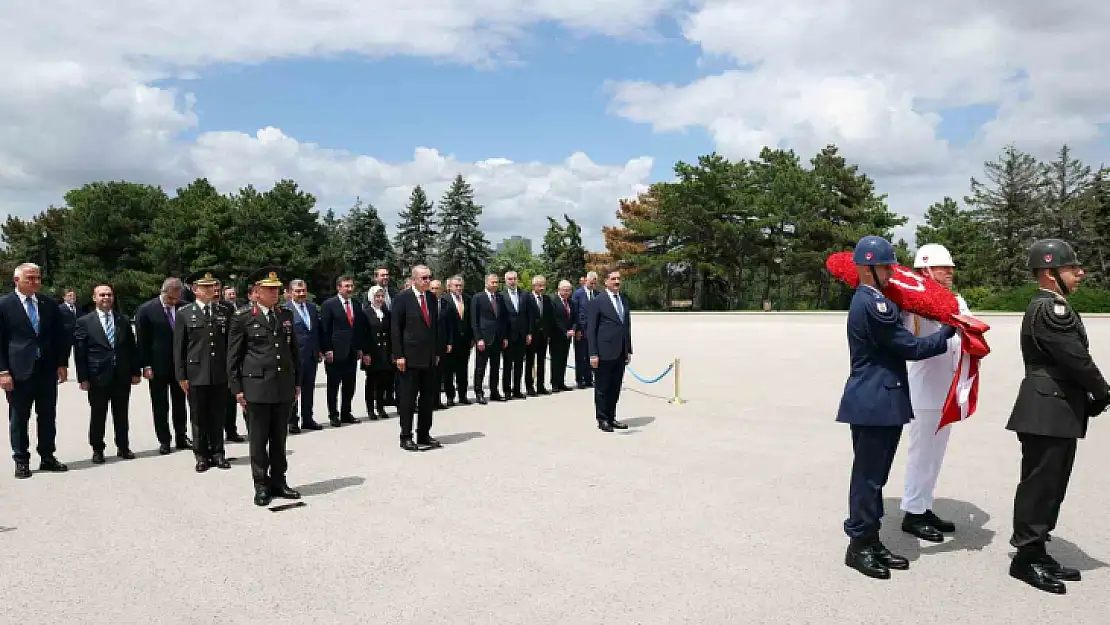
[
  {"xmin": 877, "ymin": 301, "xmax": 887, "ymax": 313},
  {"xmin": 1054, "ymin": 303, "xmax": 1067, "ymax": 317}
]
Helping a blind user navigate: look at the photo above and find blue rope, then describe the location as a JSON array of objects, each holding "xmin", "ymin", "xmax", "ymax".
[{"xmin": 545, "ymin": 355, "xmax": 674, "ymax": 384}]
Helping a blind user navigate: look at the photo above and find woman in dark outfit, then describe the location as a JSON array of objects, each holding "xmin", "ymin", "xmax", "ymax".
[{"xmin": 362, "ymin": 286, "xmax": 393, "ymax": 420}]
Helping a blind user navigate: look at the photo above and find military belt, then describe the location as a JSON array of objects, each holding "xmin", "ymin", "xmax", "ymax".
[{"xmin": 1025, "ymin": 365, "xmax": 1068, "ymax": 379}]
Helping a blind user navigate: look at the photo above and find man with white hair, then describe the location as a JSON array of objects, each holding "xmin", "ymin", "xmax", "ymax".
[
  {"xmin": 900, "ymin": 243, "xmax": 969, "ymax": 542},
  {"xmin": 136, "ymin": 276, "xmax": 192, "ymax": 455},
  {"xmin": 0, "ymin": 263, "xmax": 71, "ymax": 478},
  {"xmin": 549, "ymin": 279, "xmax": 578, "ymax": 391},
  {"xmin": 572, "ymin": 271, "xmax": 599, "ymax": 388}
]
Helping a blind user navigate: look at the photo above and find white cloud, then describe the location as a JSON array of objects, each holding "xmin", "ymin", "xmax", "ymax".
[
  {"xmin": 608, "ymin": 0, "xmax": 1110, "ymax": 244},
  {"xmin": 0, "ymin": 0, "xmax": 672, "ymax": 248}
]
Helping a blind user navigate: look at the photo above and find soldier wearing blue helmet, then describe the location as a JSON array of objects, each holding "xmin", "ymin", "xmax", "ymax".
[{"xmin": 836, "ymin": 235, "xmax": 957, "ymax": 579}]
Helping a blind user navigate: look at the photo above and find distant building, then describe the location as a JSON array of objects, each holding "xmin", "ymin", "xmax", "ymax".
[{"xmin": 496, "ymin": 235, "xmax": 533, "ymax": 254}]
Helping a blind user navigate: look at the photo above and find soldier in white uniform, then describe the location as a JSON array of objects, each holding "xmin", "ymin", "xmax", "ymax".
[{"xmin": 899, "ymin": 244, "xmax": 969, "ymax": 542}]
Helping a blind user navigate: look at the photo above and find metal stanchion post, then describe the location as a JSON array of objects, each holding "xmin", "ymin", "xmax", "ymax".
[{"xmin": 669, "ymin": 357, "xmax": 683, "ymax": 405}]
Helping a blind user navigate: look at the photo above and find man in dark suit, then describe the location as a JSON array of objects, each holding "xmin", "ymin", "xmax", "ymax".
[
  {"xmin": 286, "ymin": 278, "xmax": 324, "ymax": 433},
  {"xmin": 320, "ymin": 275, "xmax": 366, "ymax": 426},
  {"xmin": 470, "ymin": 273, "xmax": 507, "ymax": 404},
  {"xmin": 500, "ymin": 271, "xmax": 533, "ymax": 399},
  {"xmin": 136, "ymin": 277, "xmax": 192, "ymax": 455},
  {"xmin": 228, "ymin": 268, "xmax": 301, "ymax": 507},
  {"xmin": 587, "ymin": 269, "xmax": 634, "ymax": 432},
  {"xmin": 392, "ymin": 265, "xmax": 442, "ymax": 451},
  {"xmin": 0, "ymin": 262, "xmax": 71, "ymax": 478},
  {"xmin": 572, "ymin": 271, "xmax": 599, "ymax": 388},
  {"xmin": 75, "ymin": 284, "xmax": 141, "ymax": 464},
  {"xmin": 217, "ymin": 281, "xmax": 246, "ymax": 443},
  {"xmin": 58, "ymin": 289, "xmax": 79, "ymax": 350},
  {"xmin": 525, "ymin": 275, "xmax": 554, "ymax": 396},
  {"xmin": 440, "ymin": 275, "xmax": 472, "ymax": 406},
  {"xmin": 174, "ymin": 272, "xmax": 233, "ymax": 473},
  {"xmin": 549, "ymin": 279, "xmax": 578, "ymax": 392}
]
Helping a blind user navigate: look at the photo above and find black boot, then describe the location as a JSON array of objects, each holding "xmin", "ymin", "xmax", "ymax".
[
  {"xmin": 1010, "ymin": 546, "xmax": 1067, "ymax": 594},
  {"xmin": 845, "ymin": 537, "xmax": 890, "ymax": 579}
]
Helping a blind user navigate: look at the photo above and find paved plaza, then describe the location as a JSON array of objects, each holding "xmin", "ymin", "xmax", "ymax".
[{"xmin": 1, "ymin": 313, "xmax": 1108, "ymax": 623}]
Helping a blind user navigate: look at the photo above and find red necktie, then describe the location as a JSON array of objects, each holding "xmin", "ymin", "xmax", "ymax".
[
  {"xmin": 344, "ymin": 299, "xmax": 352, "ymax": 325},
  {"xmin": 419, "ymin": 293, "xmax": 429, "ymax": 326},
  {"xmin": 489, "ymin": 292, "xmax": 497, "ymax": 317},
  {"xmin": 563, "ymin": 298, "xmax": 570, "ymax": 316}
]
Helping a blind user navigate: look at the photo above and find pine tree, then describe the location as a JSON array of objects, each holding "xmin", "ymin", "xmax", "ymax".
[
  {"xmin": 965, "ymin": 145, "xmax": 1044, "ymax": 287},
  {"xmin": 1042, "ymin": 144, "xmax": 1093, "ymax": 239},
  {"xmin": 436, "ymin": 174, "xmax": 492, "ymax": 293},
  {"xmin": 559, "ymin": 215, "xmax": 588, "ymax": 281},
  {"xmin": 393, "ymin": 185, "xmax": 437, "ymax": 276},
  {"xmin": 541, "ymin": 217, "xmax": 566, "ymax": 275},
  {"xmin": 342, "ymin": 197, "xmax": 394, "ymax": 291}
]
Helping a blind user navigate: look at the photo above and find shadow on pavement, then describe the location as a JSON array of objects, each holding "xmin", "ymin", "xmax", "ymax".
[
  {"xmin": 879, "ymin": 497, "xmax": 996, "ymax": 562},
  {"xmin": 436, "ymin": 431, "xmax": 485, "ymax": 445},
  {"xmin": 1022, "ymin": 536, "xmax": 1109, "ymax": 572},
  {"xmin": 296, "ymin": 475, "xmax": 365, "ymax": 497},
  {"xmin": 66, "ymin": 447, "xmax": 170, "ymax": 471},
  {"xmin": 229, "ymin": 449, "xmax": 294, "ymax": 465}
]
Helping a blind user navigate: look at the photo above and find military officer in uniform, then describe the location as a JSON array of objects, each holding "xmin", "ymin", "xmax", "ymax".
[
  {"xmin": 227, "ymin": 268, "xmax": 302, "ymax": 507},
  {"xmin": 174, "ymin": 271, "xmax": 232, "ymax": 472},
  {"xmin": 836, "ymin": 236, "xmax": 956, "ymax": 580},
  {"xmin": 1005, "ymin": 239, "xmax": 1109, "ymax": 594}
]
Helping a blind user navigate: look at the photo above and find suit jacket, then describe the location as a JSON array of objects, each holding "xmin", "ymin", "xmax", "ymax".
[
  {"xmin": 441, "ymin": 293, "xmax": 472, "ymax": 347},
  {"xmin": 572, "ymin": 287, "xmax": 597, "ymax": 332},
  {"xmin": 135, "ymin": 296, "xmax": 182, "ymax": 379},
  {"xmin": 470, "ymin": 290, "xmax": 507, "ymax": 346},
  {"xmin": 390, "ymin": 288, "xmax": 440, "ymax": 368},
  {"xmin": 320, "ymin": 295, "xmax": 367, "ymax": 361},
  {"xmin": 501, "ymin": 288, "xmax": 533, "ymax": 342},
  {"xmin": 75, "ymin": 309, "xmax": 139, "ymax": 387},
  {"xmin": 361, "ymin": 304, "xmax": 392, "ymax": 371},
  {"xmin": 58, "ymin": 302, "xmax": 79, "ymax": 341},
  {"xmin": 526, "ymin": 291, "xmax": 555, "ymax": 339},
  {"xmin": 227, "ymin": 305, "xmax": 300, "ymax": 403},
  {"xmin": 286, "ymin": 300, "xmax": 322, "ymax": 361},
  {"xmin": 173, "ymin": 301, "xmax": 231, "ymax": 386},
  {"xmin": 586, "ymin": 290, "xmax": 633, "ymax": 362},
  {"xmin": 0, "ymin": 291, "xmax": 69, "ymax": 381},
  {"xmin": 550, "ymin": 294, "xmax": 578, "ymax": 340}
]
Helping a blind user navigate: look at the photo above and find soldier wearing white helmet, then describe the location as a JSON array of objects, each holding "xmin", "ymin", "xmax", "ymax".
[{"xmin": 899, "ymin": 243, "xmax": 969, "ymax": 542}]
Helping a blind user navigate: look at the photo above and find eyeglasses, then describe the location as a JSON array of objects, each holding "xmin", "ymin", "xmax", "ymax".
[{"xmin": 417, "ymin": 276, "xmax": 431, "ymax": 281}]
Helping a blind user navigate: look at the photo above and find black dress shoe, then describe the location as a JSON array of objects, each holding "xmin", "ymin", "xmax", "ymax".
[
  {"xmin": 254, "ymin": 487, "xmax": 272, "ymax": 507},
  {"xmin": 226, "ymin": 433, "xmax": 246, "ymax": 443},
  {"xmin": 117, "ymin": 449, "xmax": 136, "ymax": 460},
  {"xmin": 14, "ymin": 463, "xmax": 31, "ymax": 479},
  {"xmin": 526, "ymin": 389, "xmax": 537, "ymax": 397},
  {"xmin": 289, "ymin": 423, "xmax": 302, "ymax": 434},
  {"xmin": 845, "ymin": 539, "xmax": 890, "ymax": 579},
  {"xmin": 302, "ymin": 421, "xmax": 323, "ymax": 431},
  {"xmin": 91, "ymin": 451, "xmax": 106, "ymax": 465},
  {"xmin": 376, "ymin": 408, "xmax": 389, "ymax": 419},
  {"xmin": 417, "ymin": 437, "xmax": 442, "ymax": 450},
  {"xmin": 871, "ymin": 539, "xmax": 909, "ymax": 570},
  {"xmin": 476, "ymin": 396, "xmax": 488, "ymax": 405},
  {"xmin": 1040, "ymin": 554, "xmax": 1081, "ymax": 582},
  {"xmin": 577, "ymin": 383, "xmax": 587, "ymax": 389},
  {"xmin": 195, "ymin": 460, "xmax": 210, "ymax": 473},
  {"xmin": 340, "ymin": 414, "xmax": 358, "ymax": 424},
  {"xmin": 610, "ymin": 420, "xmax": 629, "ymax": 430},
  {"xmin": 176, "ymin": 438, "xmax": 192, "ymax": 450},
  {"xmin": 271, "ymin": 484, "xmax": 301, "ymax": 499},
  {"xmin": 39, "ymin": 457, "xmax": 68, "ymax": 472},
  {"xmin": 1011, "ymin": 555, "xmax": 1066, "ymax": 594},
  {"xmin": 458, "ymin": 398, "xmax": 472, "ymax": 405},
  {"xmin": 924, "ymin": 509, "xmax": 956, "ymax": 533},
  {"xmin": 158, "ymin": 443, "xmax": 172, "ymax": 455},
  {"xmin": 902, "ymin": 513, "xmax": 944, "ymax": 543},
  {"xmin": 538, "ymin": 387, "xmax": 550, "ymax": 395},
  {"xmin": 400, "ymin": 439, "xmax": 420, "ymax": 452},
  {"xmin": 329, "ymin": 416, "xmax": 342, "ymax": 427},
  {"xmin": 512, "ymin": 392, "xmax": 526, "ymax": 399},
  {"xmin": 598, "ymin": 422, "xmax": 614, "ymax": 432},
  {"xmin": 446, "ymin": 399, "xmax": 456, "ymax": 407},
  {"xmin": 212, "ymin": 455, "xmax": 231, "ymax": 470}
]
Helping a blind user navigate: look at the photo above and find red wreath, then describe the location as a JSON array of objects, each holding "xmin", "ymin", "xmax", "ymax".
[{"xmin": 825, "ymin": 251, "xmax": 991, "ymax": 430}]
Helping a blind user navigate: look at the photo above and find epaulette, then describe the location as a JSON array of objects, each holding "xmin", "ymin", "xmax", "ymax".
[
  {"xmin": 863, "ymin": 293, "xmax": 899, "ymax": 325},
  {"xmin": 1033, "ymin": 297, "xmax": 1077, "ymax": 331},
  {"xmin": 236, "ymin": 308, "xmax": 250, "ymax": 315}
]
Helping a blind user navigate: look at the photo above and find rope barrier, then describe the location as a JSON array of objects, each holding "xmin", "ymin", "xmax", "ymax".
[{"xmin": 542, "ymin": 353, "xmax": 684, "ymax": 405}]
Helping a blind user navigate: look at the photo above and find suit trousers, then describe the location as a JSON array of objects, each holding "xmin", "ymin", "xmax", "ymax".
[
  {"xmin": 6, "ymin": 360, "xmax": 59, "ymax": 463},
  {"xmin": 363, "ymin": 369, "xmax": 391, "ymax": 412},
  {"xmin": 247, "ymin": 401, "xmax": 291, "ymax": 487},
  {"xmin": 473, "ymin": 343, "xmax": 502, "ymax": 397},
  {"xmin": 289, "ymin": 355, "xmax": 318, "ymax": 425},
  {"xmin": 548, "ymin": 336, "xmax": 571, "ymax": 389},
  {"xmin": 188, "ymin": 384, "xmax": 227, "ymax": 461},
  {"xmin": 844, "ymin": 425, "xmax": 903, "ymax": 539},
  {"xmin": 502, "ymin": 338, "xmax": 527, "ymax": 394},
  {"xmin": 592, "ymin": 358, "xmax": 625, "ymax": 424},
  {"xmin": 525, "ymin": 333, "xmax": 549, "ymax": 391},
  {"xmin": 573, "ymin": 337, "xmax": 593, "ymax": 385},
  {"xmin": 443, "ymin": 344, "xmax": 471, "ymax": 400},
  {"xmin": 900, "ymin": 408, "xmax": 952, "ymax": 514},
  {"xmin": 1011, "ymin": 433, "xmax": 1078, "ymax": 549},
  {"xmin": 149, "ymin": 376, "xmax": 188, "ymax": 445},
  {"xmin": 398, "ymin": 366, "xmax": 436, "ymax": 440},
  {"xmin": 325, "ymin": 357, "xmax": 357, "ymax": 418},
  {"xmin": 87, "ymin": 376, "xmax": 132, "ymax": 453}
]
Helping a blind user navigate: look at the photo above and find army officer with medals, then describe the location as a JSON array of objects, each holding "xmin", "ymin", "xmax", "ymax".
[
  {"xmin": 174, "ymin": 271, "xmax": 233, "ymax": 472},
  {"xmin": 228, "ymin": 268, "xmax": 302, "ymax": 507}
]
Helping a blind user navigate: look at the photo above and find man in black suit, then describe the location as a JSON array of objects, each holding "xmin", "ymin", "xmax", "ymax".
[
  {"xmin": 440, "ymin": 275, "xmax": 473, "ymax": 406},
  {"xmin": 572, "ymin": 272, "xmax": 599, "ymax": 389},
  {"xmin": 136, "ymin": 277, "xmax": 192, "ymax": 454},
  {"xmin": 587, "ymin": 269, "xmax": 633, "ymax": 432},
  {"xmin": 58, "ymin": 289, "xmax": 79, "ymax": 350},
  {"xmin": 500, "ymin": 270, "xmax": 533, "ymax": 399},
  {"xmin": 217, "ymin": 282, "xmax": 246, "ymax": 443},
  {"xmin": 525, "ymin": 275, "xmax": 554, "ymax": 396},
  {"xmin": 548, "ymin": 279, "xmax": 578, "ymax": 392},
  {"xmin": 286, "ymin": 278, "xmax": 324, "ymax": 433},
  {"xmin": 0, "ymin": 263, "xmax": 71, "ymax": 478},
  {"xmin": 320, "ymin": 275, "xmax": 366, "ymax": 426},
  {"xmin": 470, "ymin": 273, "xmax": 507, "ymax": 404},
  {"xmin": 392, "ymin": 265, "xmax": 442, "ymax": 451},
  {"xmin": 75, "ymin": 284, "xmax": 141, "ymax": 464}
]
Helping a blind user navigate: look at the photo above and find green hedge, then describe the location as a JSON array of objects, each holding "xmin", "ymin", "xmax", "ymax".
[{"xmin": 965, "ymin": 284, "xmax": 1110, "ymax": 312}]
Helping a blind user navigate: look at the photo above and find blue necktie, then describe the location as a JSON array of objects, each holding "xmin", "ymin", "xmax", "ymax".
[
  {"xmin": 105, "ymin": 313, "xmax": 115, "ymax": 346},
  {"xmin": 300, "ymin": 304, "xmax": 310, "ymax": 330},
  {"xmin": 24, "ymin": 296, "xmax": 39, "ymax": 334},
  {"xmin": 613, "ymin": 294, "xmax": 623, "ymax": 321}
]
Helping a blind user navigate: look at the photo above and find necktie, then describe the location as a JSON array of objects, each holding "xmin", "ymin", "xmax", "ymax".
[
  {"xmin": 300, "ymin": 304, "xmax": 310, "ymax": 330},
  {"xmin": 489, "ymin": 292, "xmax": 497, "ymax": 316},
  {"xmin": 105, "ymin": 313, "xmax": 115, "ymax": 346},
  {"xmin": 563, "ymin": 298, "xmax": 570, "ymax": 316},
  {"xmin": 456, "ymin": 296, "xmax": 464, "ymax": 319},
  {"xmin": 613, "ymin": 294, "xmax": 623, "ymax": 321},
  {"xmin": 419, "ymin": 293, "xmax": 429, "ymax": 325},
  {"xmin": 267, "ymin": 310, "xmax": 275, "ymax": 329},
  {"xmin": 203, "ymin": 305, "xmax": 211, "ymax": 323},
  {"xmin": 536, "ymin": 295, "xmax": 542, "ymax": 311},
  {"xmin": 24, "ymin": 296, "xmax": 39, "ymax": 334},
  {"xmin": 344, "ymin": 299, "xmax": 353, "ymax": 325},
  {"xmin": 166, "ymin": 306, "xmax": 175, "ymax": 328}
]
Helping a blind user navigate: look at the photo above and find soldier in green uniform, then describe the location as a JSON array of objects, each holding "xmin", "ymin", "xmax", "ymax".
[
  {"xmin": 1006, "ymin": 239, "xmax": 1110, "ymax": 594},
  {"xmin": 227, "ymin": 268, "xmax": 302, "ymax": 507},
  {"xmin": 174, "ymin": 271, "xmax": 233, "ymax": 472}
]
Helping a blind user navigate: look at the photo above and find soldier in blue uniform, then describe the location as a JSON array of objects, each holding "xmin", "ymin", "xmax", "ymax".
[{"xmin": 836, "ymin": 236, "xmax": 957, "ymax": 579}]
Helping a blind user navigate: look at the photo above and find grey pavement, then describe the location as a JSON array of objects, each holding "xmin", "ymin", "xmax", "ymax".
[{"xmin": 1, "ymin": 313, "xmax": 1108, "ymax": 623}]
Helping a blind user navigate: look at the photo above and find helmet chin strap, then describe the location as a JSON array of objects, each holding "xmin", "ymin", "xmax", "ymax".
[
  {"xmin": 1051, "ymin": 268, "xmax": 1070, "ymax": 296},
  {"xmin": 869, "ymin": 266, "xmax": 882, "ymax": 289}
]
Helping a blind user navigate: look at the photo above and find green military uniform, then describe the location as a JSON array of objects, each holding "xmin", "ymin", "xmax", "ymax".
[
  {"xmin": 227, "ymin": 269, "xmax": 301, "ymax": 506},
  {"xmin": 173, "ymin": 272, "xmax": 232, "ymax": 472},
  {"xmin": 1006, "ymin": 239, "xmax": 1110, "ymax": 594}
]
